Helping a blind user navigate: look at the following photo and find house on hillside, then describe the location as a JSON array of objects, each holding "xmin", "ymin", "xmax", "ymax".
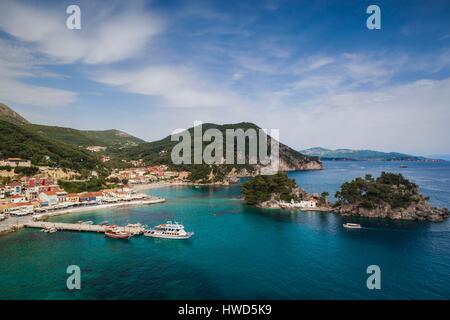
[{"xmin": 5, "ymin": 182, "xmax": 22, "ymax": 195}]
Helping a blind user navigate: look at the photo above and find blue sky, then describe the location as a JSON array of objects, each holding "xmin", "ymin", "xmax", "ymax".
[{"xmin": 0, "ymin": 0, "xmax": 449, "ymax": 155}]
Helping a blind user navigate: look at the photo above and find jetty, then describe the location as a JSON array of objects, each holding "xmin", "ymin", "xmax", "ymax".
[{"xmin": 24, "ymin": 221, "xmax": 146, "ymax": 235}]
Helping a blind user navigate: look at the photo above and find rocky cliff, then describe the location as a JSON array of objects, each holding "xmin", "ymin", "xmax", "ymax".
[{"xmin": 335, "ymin": 197, "xmax": 448, "ymax": 222}]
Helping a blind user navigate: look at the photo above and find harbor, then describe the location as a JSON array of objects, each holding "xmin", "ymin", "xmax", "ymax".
[
  {"xmin": 24, "ymin": 221, "xmax": 146, "ymax": 235},
  {"xmin": 0, "ymin": 197, "xmax": 166, "ymax": 236}
]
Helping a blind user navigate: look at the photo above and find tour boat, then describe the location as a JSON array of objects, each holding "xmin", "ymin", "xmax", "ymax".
[
  {"xmin": 343, "ymin": 223, "xmax": 362, "ymax": 229},
  {"xmin": 144, "ymin": 221, "xmax": 194, "ymax": 240},
  {"xmin": 104, "ymin": 229, "xmax": 132, "ymax": 239}
]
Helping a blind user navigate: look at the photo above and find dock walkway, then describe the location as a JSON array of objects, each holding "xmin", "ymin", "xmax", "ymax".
[{"xmin": 24, "ymin": 221, "xmax": 145, "ymax": 235}]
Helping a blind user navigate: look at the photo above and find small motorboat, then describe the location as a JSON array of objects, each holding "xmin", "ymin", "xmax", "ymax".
[
  {"xmin": 127, "ymin": 223, "xmax": 142, "ymax": 228},
  {"xmin": 343, "ymin": 223, "xmax": 362, "ymax": 229},
  {"xmin": 42, "ymin": 227, "xmax": 58, "ymax": 233},
  {"xmin": 105, "ymin": 229, "xmax": 132, "ymax": 239}
]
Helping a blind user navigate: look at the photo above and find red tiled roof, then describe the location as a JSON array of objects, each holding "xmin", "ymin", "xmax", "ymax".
[
  {"xmin": 43, "ymin": 191, "xmax": 57, "ymax": 196},
  {"xmin": 9, "ymin": 195, "xmax": 24, "ymax": 199}
]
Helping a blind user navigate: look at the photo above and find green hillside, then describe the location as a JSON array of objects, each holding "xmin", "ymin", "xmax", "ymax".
[
  {"xmin": 118, "ymin": 122, "xmax": 316, "ymax": 164},
  {"xmin": 0, "ymin": 102, "xmax": 144, "ymax": 151},
  {"xmin": 28, "ymin": 124, "xmax": 144, "ymax": 149},
  {"xmin": 0, "ymin": 119, "xmax": 99, "ymax": 172},
  {"xmin": 0, "ymin": 103, "xmax": 29, "ymax": 125},
  {"xmin": 116, "ymin": 122, "xmax": 321, "ymax": 182}
]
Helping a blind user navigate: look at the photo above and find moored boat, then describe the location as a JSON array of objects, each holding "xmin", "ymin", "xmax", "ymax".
[
  {"xmin": 144, "ymin": 221, "xmax": 194, "ymax": 240},
  {"xmin": 343, "ymin": 223, "xmax": 362, "ymax": 229},
  {"xmin": 42, "ymin": 227, "xmax": 58, "ymax": 233},
  {"xmin": 105, "ymin": 229, "xmax": 132, "ymax": 239}
]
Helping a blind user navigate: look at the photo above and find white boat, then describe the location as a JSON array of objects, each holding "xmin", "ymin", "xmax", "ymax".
[
  {"xmin": 42, "ymin": 227, "xmax": 58, "ymax": 233},
  {"xmin": 144, "ymin": 221, "xmax": 194, "ymax": 240},
  {"xmin": 343, "ymin": 223, "xmax": 362, "ymax": 229},
  {"xmin": 127, "ymin": 223, "xmax": 143, "ymax": 228},
  {"xmin": 0, "ymin": 214, "xmax": 6, "ymax": 221}
]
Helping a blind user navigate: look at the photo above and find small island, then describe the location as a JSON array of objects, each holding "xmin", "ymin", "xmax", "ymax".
[
  {"xmin": 242, "ymin": 172, "xmax": 331, "ymax": 211},
  {"xmin": 242, "ymin": 172, "xmax": 449, "ymax": 222},
  {"xmin": 334, "ymin": 172, "xmax": 448, "ymax": 222}
]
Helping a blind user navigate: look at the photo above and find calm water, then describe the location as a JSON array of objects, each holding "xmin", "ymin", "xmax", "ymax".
[{"xmin": 0, "ymin": 161, "xmax": 449, "ymax": 299}]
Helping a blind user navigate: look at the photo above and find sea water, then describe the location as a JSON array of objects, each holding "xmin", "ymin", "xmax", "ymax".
[{"xmin": 0, "ymin": 161, "xmax": 449, "ymax": 299}]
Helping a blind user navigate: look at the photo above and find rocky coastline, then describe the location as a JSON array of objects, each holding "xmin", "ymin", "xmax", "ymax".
[
  {"xmin": 335, "ymin": 200, "xmax": 449, "ymax": 222},
  {"xmin": 257, "ymin": 199, "xmax": 331, "ymax": 211}
]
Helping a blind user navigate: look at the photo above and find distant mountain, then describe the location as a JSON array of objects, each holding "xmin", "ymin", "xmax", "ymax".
[
  {"xmin": 428, "ymin": 154, "xmax": 450, "ymax": 161},
  {"xmin": 300, "ymin": 147, "xmax": 438, "ymax": 162}
]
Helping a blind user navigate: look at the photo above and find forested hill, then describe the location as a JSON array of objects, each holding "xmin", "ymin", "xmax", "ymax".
[{"xmin": 115, "ymin": 122, "xmax": 322, "ymax": 181}]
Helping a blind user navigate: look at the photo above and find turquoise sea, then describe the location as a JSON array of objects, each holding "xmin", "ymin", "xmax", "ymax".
[{"xmin": 0, "ymin": 161, "xmax": 449, "ymax": 299}]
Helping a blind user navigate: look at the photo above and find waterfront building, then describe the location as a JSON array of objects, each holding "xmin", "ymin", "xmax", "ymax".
[
  {"xmin": 8, "ymin": 195, "xmax": 26, "ymax": 203},
  {"xmin": 56, "ymin": 191, "xmax": 68, "ymax": 202},
  {"xmin": 39, "ymin": 191, "xmax": 59, "ymax": 207}
]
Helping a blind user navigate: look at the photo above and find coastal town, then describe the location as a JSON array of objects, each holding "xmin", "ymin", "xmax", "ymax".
[{"xmin": 0, "ymin": 157, "xmax": 193, "ymax": 235}]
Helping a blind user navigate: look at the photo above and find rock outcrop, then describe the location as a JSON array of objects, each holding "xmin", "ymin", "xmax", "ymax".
[{"xmin": 335, "ymin": 199, "xmax": 448, "ymax": 222}]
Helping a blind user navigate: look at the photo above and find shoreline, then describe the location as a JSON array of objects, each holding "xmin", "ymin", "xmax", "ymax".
[
  {"xmin": 132, "ymin": 181, "xmax": 237, "ymax": 191},
  {"xmin": 0, "ymin": 198, "xmax": 166, "ymax": 236}
]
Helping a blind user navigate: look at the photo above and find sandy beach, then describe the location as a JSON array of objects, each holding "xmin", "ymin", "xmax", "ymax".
[{"xmin": 132, "ymin": 180, "xmax": 237, "ymax": 191}]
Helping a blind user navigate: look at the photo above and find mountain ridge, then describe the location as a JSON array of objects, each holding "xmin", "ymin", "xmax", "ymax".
[
  {"xmin": 301, "ymin": 147, "xmax": 442, "ymax": 162},
  {"xmin": 0, "ymin": 102, "xmax": 144, "ymax": 149}
]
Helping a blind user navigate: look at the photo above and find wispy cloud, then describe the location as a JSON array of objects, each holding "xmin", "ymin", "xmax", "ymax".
[
  {"xmin": 0, "ymin": 0, "xmax": 163, "ymax": 64},
  {"xmin": 0, "ymin": 39, "xmax": 76, "ymax": 107},
  {"xmin": 96, "ymin": 66, "xmax": 247, "ymax": 108}
]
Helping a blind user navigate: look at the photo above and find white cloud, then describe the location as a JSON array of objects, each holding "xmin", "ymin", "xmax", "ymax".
[
  {"xmin": 0, "ymin": 39, "xmax": 77, "ymax": 107},
  {"xmin": 96, "ymin": 66, "xmax": 247, "ymax": 108},
  {"xmin": 0, "ymin": 0, "xmax": 162, "ymax": 64},
  {"xmin": 0, "ymin": 77, "xmax": 76, "ymax": 107}
]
